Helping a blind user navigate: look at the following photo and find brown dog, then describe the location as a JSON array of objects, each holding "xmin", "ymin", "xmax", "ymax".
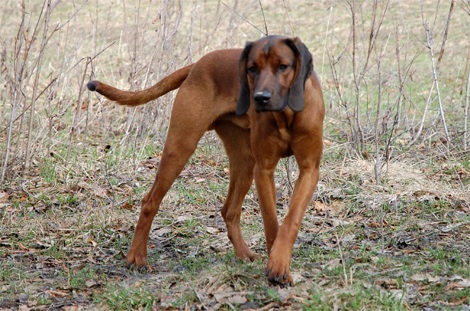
[{"xmin": 87, "ymin": 35, "xmax": 324, "ymax": 287}]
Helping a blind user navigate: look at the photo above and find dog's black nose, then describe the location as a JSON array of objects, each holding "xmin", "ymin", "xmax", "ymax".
[{"xmin": 254, "ymin": 91, "xmax": 272, "ymax": 103}]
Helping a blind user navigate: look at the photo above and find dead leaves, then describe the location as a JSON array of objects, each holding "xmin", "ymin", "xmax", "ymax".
[
  {"xmin": 445, "ymin": 278, "xmax": 470, "ymax": 291},
  {"xmin": 408, "ymin": 273, "xmax": 470, "ymax": 292},
  {"xmin": 170, "ymin": 274, "xmax": 302, "ymax": 310}
]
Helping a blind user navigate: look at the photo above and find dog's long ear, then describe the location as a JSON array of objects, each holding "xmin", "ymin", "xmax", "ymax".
[
  {"xmin": 284, "ymin": 37, "xmax": 313, "ymax": 112},
  {"xmin": 236, "ymin": 41, "xmax": 253, "ymax": 116}
]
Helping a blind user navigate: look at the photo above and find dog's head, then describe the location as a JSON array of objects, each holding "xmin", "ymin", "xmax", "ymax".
[{"xmin": 236, "ymin": 36, "xmax": 313, "ymax": 115}]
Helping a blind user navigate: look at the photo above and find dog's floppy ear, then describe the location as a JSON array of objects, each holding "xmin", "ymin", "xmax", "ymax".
[
  {"xmin": 236, "ymin": 41, "xmax": 253, "ymax": 116},
  {"xmin": 283, "ymin": 37, "xmax": 313, "ymax": 112}
]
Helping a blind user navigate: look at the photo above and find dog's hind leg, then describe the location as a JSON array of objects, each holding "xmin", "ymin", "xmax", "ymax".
[{"xmin": 126, "ymin": 92, "xmax": 214, "ymax": 268}]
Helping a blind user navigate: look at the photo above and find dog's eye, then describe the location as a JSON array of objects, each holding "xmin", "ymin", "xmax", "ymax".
[
  {"xmin": 279, "ymin": 64, "xmax": 289, "ymax": 72},
  {"xmin": 248, "ymin": 66, "xmax": 257, "ymax": 74}
]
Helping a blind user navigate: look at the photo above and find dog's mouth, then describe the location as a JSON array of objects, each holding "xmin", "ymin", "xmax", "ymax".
[
  {"xmin": 255, "ymin": 106, "xmax": 285, "ymax": 112},
  {"xmin": 254, "ymin": 98, "xmax": 287, "ymax": 112}
]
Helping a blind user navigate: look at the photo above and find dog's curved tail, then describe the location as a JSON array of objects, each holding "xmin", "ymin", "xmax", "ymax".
[{"xmin": 87, "ymin": 64, "xmax": 193, "ymax": 106}]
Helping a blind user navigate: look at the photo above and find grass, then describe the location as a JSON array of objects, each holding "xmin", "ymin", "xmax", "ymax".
[
  {"xmin": 1, "ymin": 0, "xmax": 469, "ymax": 310},
  {"xmin": 1, "ymin": 143, "xmax": 468, "ymax": 309},
  {"xmin": 96, "ymin": 284, "xmax": 158, "ymax": 310}
]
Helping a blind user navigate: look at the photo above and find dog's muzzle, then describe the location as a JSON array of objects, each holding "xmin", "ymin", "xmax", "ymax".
[{"xmin": 254, "ymin": 91, "xmax": 286, "ymax": 112}]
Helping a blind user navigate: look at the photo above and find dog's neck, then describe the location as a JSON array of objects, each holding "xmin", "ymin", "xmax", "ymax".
[{"xmin": 272, "ymin": 109, "xmax": 295, "ymax": 140}]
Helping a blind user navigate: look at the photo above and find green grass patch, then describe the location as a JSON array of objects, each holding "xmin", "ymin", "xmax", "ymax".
[{"xmin": 95, "ymin": 283, "xmax": 157, "ymax": 310}]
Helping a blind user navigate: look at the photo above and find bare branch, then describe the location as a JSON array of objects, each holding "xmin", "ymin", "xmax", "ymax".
[
  {"xmin": 437, "ymin": 0, "xmax": 455, "ymax": 66},
  {"xmin": 465, "ymin": 63, "xmax": 470, "ymax": 151}
]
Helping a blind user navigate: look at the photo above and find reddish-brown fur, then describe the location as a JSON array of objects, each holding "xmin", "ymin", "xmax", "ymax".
[{"xmin": 87, "ymin": 36, "xmax": 324, "ymax": 287}]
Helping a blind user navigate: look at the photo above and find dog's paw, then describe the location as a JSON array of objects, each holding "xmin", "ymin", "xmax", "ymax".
[
  {"xmin": 265, "ymin": 268, "xmax": 293, "ymax": 287},
  {"xmin": 126, "ymin": 249, "xmax": 148, "ymax": 268},
  {"xmin": 265, "ymin": 255, "xmax": 293, "ymax": 287},
  {"xmin": 235, "ymin": 248, "xmax": 260, "ymax": 262}
]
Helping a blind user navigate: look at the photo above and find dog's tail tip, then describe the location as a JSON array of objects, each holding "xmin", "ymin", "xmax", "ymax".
[{"xmin": 87, "ymin": 80, "xmax": 99, "ymax": 92}]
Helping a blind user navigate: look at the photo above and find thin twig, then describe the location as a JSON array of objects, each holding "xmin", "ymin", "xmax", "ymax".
[
  {"xmin": 23, "ymin": 0, "xmax": 48, "ymax": 172},
  {"xmin": 258, "ymin": 0, "xmax": 268, "ymax": 36},
  {"xmin": 424, "ymin": 24, "xmax": 451, "ymax": 146},
  {"xmin": 0, "ymin": 1, "xmax": 27, "ymax": 183},
  {"xmin": 221, "ymin": 1, "xmax": 267, "ymax": 36},
  {"xmin": 335, "ymin": 229, "xmax": 349, "ymax": 286},
  {"xmin": 437, "ymin": 0, "xmax": 455, "ymax": 66},
  {"xmin": 465, "ymin": 67, "xmax": 470, "ymax": 151},
  {"xmin": 374, "ymin": 54, "xmax": 382, "ymax": 185}
]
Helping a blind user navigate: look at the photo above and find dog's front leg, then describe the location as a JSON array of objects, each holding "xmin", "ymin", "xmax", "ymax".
[
  {"xmin": 266, "ymin": 160, "xmax": 320, "ymax": 287},
  {"xmin": 253, "ymin": 162, "xmax": 280, "ymax": 254}
]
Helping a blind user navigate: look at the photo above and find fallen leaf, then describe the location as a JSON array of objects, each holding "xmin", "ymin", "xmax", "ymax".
[
  {"xmin": 389, "ymin": 289, "xmax": 405, "ymax": 301},
  {"xmin": 86, "ymin": 279, "xmax": 99, "ymax": 288},
  {"xmin": 176, "ymin": 215, "xmax": 190, "ymax": 223},
  {"xmin": 154, "ymin": 227, "xmax": 172, "ymax": 237},
  {"xmin": 410, "ymin": 273, "xmax": 440, "ymax": 283},
  {"xmin": 121, "ymin": 202, "xmax": 134, "ymax": 210},
  {"xmin": 18, "ymin": 243, "xmax": 29, "ymax": 250},
  {"xmin": 86, "ymin": 234, "xmax": 97, "ymax": 247},
  {"xmin": 47, "ymin": 289, "xmax": 69, "ymax": 298},
  {"xmin": 427, "ymin": 275, "xmax": 440, "ymax": 283},
  {"xmin": 0, "ymin": 190, "xmax": 8, "ymax": 202},
  {"xmin": 141, "ymin": 158, "xmax": 160, "ymax": 169},
  {"xmin": 445, "ymin": 279, "xmax": 470, "ymax": 291},
  {"xmin": 93, "ymin": 187, "xmax": 108, "ymax": 198},
  {"xmin": 206, "ymin": 226, "xmax": 221, "ymax": 234},
  {"xmin": 214, "ymin": 292, "xmax": 248, "ymax": 304},
  {"xmin": 410, "ymin": 273, "xmax": 426, "ymax": 281},
  {"xmin": 324, "ymin": 258, "xmax": 341, "ymax": 270},
  {"xmin": 376, "ymin": 278, "xmax": 399, "ymax": 289},
  {"xmin": 314, "ymin": 201, "xmax": 326, "ymax": 212}
]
